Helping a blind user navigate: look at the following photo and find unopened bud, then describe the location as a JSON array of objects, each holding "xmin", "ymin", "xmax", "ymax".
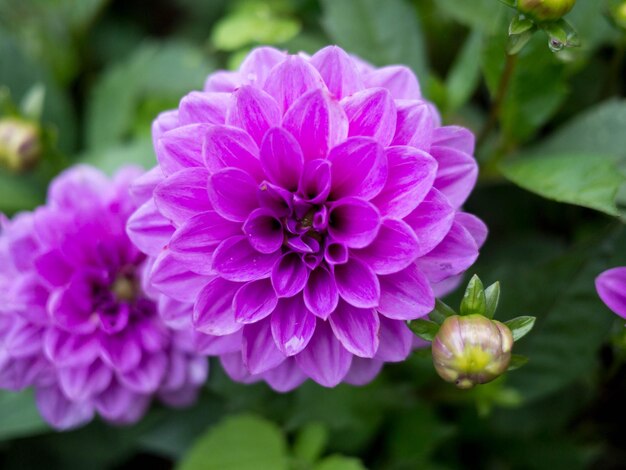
[
  {"xmin": 518, "ymin": 0, "xmax": 576, "ymax": 21},
  {"xmin": 0, "ymin": 118, "xmax": 41, "ymax": 171},
  {"xmin": 432, "ymin": 314, "xmax": 513, "ymax": 389}
]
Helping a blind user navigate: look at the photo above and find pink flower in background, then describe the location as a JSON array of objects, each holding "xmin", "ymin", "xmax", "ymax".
[
  {"xmin": 596, "ymin": 267, "xmax": 626, "ymax": 319},
  {"xmin": 127, "ymin": 45, "xmax": 486, "ymax": 390},
  {"xmin": 0, "ymin": 166, "xmax": 207, "ymax": 430}
]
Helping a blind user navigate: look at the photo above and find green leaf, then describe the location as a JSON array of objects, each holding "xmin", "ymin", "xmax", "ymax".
[
  {"xmin": 506, "ymin": 29, "xmax": 535, "ymax": 55},
  {"xmin": 0, "ymin": 170, "xmax": 46, "ymax": 214},
  {"xmin": 407, "ymin": 319, "xmax": 440, "ymax": 342},
  {"xmin": 429, "ymin": 299, "xmax": 458, "ymax": 324},
  {"xmin": 321, "ymin": 0, "xmax": 428, "ymax": 81},
  {"xmin": 437, "ymin": 0, "xmax": 509, "ymax": 34},
  {"xmin": 505, "ymin": 316, "xmax": 537, "ymax": 342},
  {"xmin": 460, "ymin": 275, "xmax": 487, "ymax": 316},
  {"xmin": 78, "ymin": 138, "xmax": 155, "ymax": 174},
  {"xmin": 0, "ymin": 390, "xmax": 48, "ymax": 441},
  {"xmin": 507, "ymin": 354, "xmax": 529, "ymax": 371},
  {"xmin": 446, "ymin": 31, "xmax": 483, "ymax": 111},
  {"xmin": 292, "ymin": 422, "xmax": 329, "ymax": 465},
  {"xmin": 315, "ymin": 455, "xmax": 367, "ymax": 470},
  {"xmin": 176, "ymin": 414, "xmax": 289, "ymax": 470},
  {"xmin": 19, "ymin": 83, "xmax": 45, "ymax": 121},
  {"xmin": 501, "ymin": 153, "xmax": 624, "ymax": 216},
  {"xmin": 484, "ymin": 282, "xmax": 501, "ymax": 319},
  {"xmin": 509, "ymin": 15, "xmax": 535, "ymax": 35}
]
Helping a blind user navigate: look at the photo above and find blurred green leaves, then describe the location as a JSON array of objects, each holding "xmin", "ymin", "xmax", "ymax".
[{"xmin": 0, "ymin": 390, "xmax": 48, "ymax": 441}]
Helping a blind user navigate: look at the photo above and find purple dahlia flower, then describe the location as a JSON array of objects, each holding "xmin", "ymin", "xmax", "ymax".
[
  {"xmin": 127, "ymin": 46, "xmax": 487, "ymax": 390},
  {"xmin": 0, "ymin": 166, "xmax": 207, "ymax": 430},
  {"xmin": 596, "ymin": 267, "xmax": 626, "ymax": 319}
]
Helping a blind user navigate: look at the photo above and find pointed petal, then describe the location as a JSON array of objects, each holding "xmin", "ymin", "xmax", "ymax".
[
  {"xmin": 263, "ymin": 357, "xmax": 307, "ymax": 392},
  {"xmin": 126, "ymin": 199, "xmax": 174, "ymax": 256},
  {"xmin": 149, "ymin": 250, "xmax": 212, "ymax": 302},
  {"xmin": 430, "ymin": 145, "xmax": 478, "ymax": 209},
  {"xmin": 264, "ymin": 56, "xmax": 325, "ymax": 112},
  {"xmin": 220, "ymin": 352, "xmax": 259, "ymax": 384},
  {"xmin": 392, "ymin": 100, "xmax": 437, "ymax": 151},
  {"xmin": 204, "ymin": 70, "xmax": 242, "ymax": 92},
  {"xmin": 154, "ymin": 167, "xmax": 211, "ymax": 226},
  {"xmin": 271, "ymin": 295, "xmax": 316, "ymax": 356},
  {"xmin": 234, "ymin": 279, "xmax": 278, "ymax": 324},
  {"xmin": 212, "ymin": 235, "xmax": 280, "ymax": 282},
  {"xmin": 242, "ymin": 317, "xmax": 286, "ymax": 374},
  {"xmin": 208, "ymin": 168, "xmax": 259, "ymax": 222},
  {"xmin": 365, "ymin": 65, "xmax": 421, "ymax": 99},
  {"xmin": 372, "ymin": 146, "xmax": 437, "ymax": 218},
  {"xmin": 299, "ymin": 159, "xmax": 331, "ymax": 203},
  {"xmin": 100, "ymin": 330, "xmax": 142, "ymax": 373},
  {"xmin": 260, "ymin": 127, "xmax": 304, "ymax": 191},
  {"xmin": 354, "ymin": 219, "xmax": 419, "ymax": 275},
  {"xmin": 43, "ymin": 329, "xmax": 99, "ymax": 368},
  {"xmin": 328, "ymin": 137, "xmax": 387, "ymax": 201},
  {"xmin": 48, "ymin": 278, "xmax": 94, "ymax": 334},
  {"xmin": 282, "ymin": 89, "xmax": 348, "ymax": 161},
  {"xmin": 193, "ymin": 277, "xmax": 242, "ymax": 335},
  {"xmin": 157, "ymin": 124, "xmax": 211, "ymax": 175},
  {"xmin": 36, "ymin": 385, "xmax": 94, "ymax": 430},
  {"xmin": 118, "ymin": 352, "xmax": 167, "ymax": 394},
  {"xmin": 152, "ymin": 110, "xmax": 179, "ymax": 151},
  {"xmin": 179, "ymin": 91, "xmax": 229, "ymax": 125},
  {"xmin": 342, "ymin": 88, "xmax": 396, "ymax": 147},
  {"xmin": 295, "ymin": 320, "xmax": 352, "ymax": 387},
  {"xmin": 375, "ymin": 316, "xmax": 413, "ymax": 362},
  {"xmin": 130, "ymin": 166, "xmax": 164, "ymax": 205},
  {"xmin": 239, "ymin": 46, "xmax": 287, "ymax": 88},
  {"xmin": 334, "ymin": 258, "xmax": 380, "ymax": 308},
  {"xmin": 95, "ymin": 380, "xmax": 148, "ymax": 424},
  {"xmin": 343, "ymin": 358, "xmax": 383, "ymax": 386},
  {"xmin": 455, "ymin": 212, "xmax": 488, "ymax": 248},
  {"xmin": 271, "ymin": 252, "xmax": 309, "ymax": 298},
  {"xmin": 194, "ymin": 330, "xmax": 243, "ymax": 355},
  {"xmin": 328, "ymin": 198, "xmax": 380, "ymax": 248},
  {"xmin": 243, "ymin": 208, "xmax": 284, "ymax": 254},
  {"xmin": 304, "ymin": 266, "xmax": 339, "ymax": 320},
  {"xmin": 227, "ymin": 85, "xmax": 281, "ymax": 145},
  {"xmin": 57, "ymin": 360, "xmax": 112, "ymax": 401},
  {"xmin": 378, "ymin": 264, "xmax": 434, "ymax": 320},
  {"xmin": 329, "ymin": 301, "xmax": 379, "ymax": 358},
  {"xmin": 403, "ymin": 188, "xmax": 455, "ymax": 256},
  {"xmin": 432, "ymin": 125, "xmax": 475, "ymax": 154},
  {"xmin": 310, "ymin": 46, "xmax": 363, "ymax": 98},
  {"xmin": 203, "ymin": 125, "xmax": 263, "ymax": 181},
  {"xmin": 597, "ymin": 267, "xmax": 626, "ymax": 318}
]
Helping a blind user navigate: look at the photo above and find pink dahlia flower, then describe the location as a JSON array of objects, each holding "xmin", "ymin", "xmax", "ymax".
[
  {"xmin": 127, "ymin": 46, "xmax": 487, "ymax": 390},
  {"xmin": 0, "ymin": 166, "xmax": 207, "ymax": 430},
  {"xmin": 596, "ymin": 267, "xmax": 626, "ymax": 319}
]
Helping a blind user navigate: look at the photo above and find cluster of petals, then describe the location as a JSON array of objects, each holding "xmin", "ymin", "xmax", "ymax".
[
  {"xmin": 0, "ymin": 166, "xmax": 207, "ymax": 429},
  {"xmin": 127, "ymin": 45, "xmax": 487, "ymax": 390},
  {"xmin": 596, "ymin": 267, "xmax": 626, "ymax": 319}
]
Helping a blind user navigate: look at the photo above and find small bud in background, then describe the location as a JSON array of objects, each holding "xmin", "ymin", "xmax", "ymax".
[
  {"xmin": 517, "ymin": 0, "xmax": 576, "ymax": 21},
  {"xmin": 0, "ymin": 118, "xmax": 41, "ymax": 172},
  {"xmin": 432, "ymin": 315, "xmax": 514, "ymax": 389}
]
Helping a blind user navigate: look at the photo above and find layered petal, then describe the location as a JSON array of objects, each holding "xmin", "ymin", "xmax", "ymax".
[
  {"xmin": 329, "ymin": 301, "xmax": 379, "ymax": 358},
  {"xmin": 342, "ymin": 88, "xmax": 396, "ymax": 147}
]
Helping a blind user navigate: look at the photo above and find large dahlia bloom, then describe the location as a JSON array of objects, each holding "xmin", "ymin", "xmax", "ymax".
[
  {"xmin": 0, "ymin": 166, "xmax": 207, "ymax": 430},
  {"xmin": 127, "ymin": 46, "xmax": 486, "ymax": 390},
  {"xmin": 596, "ymin": 267, "xmax": 626, "ymax": 319}
]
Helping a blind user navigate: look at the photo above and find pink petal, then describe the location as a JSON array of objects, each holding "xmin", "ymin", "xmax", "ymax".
[
  {"xmin": 262, "ymin": 357, "xmax": 307, "ymax": 392},
  {"xmin": 303, "ymin": 265, "xmax": 339, "ymax": 320},
  {"xmin": 233, "ymin": 279, "xmax": 278, "ymax": 324},
  {"xmin": 264, "ymin": 55, "xmax": 325, "ymax": 112},
  {"xmin": 295, "ymin": 320, "xmax": 352, "ymax": 387},
  {"xmin": 354, "ymin": 218, "xmax": 419, "ymax": 275},
  {"xmin": 208, "ymin": 168, "xmax": 259, "ymax": 222},
  {"xmin": 193, "ymin": 277, "xmax": 242, "ymax": 335},
  {"xmin": 34, "ymin": 249, "xmax": 72, "ymax": 287},
  {"xmin": 154, "ymin": 167, "xmax": 211, "ymax": 226},
  {"xmin": 194, "ymin": 330, "xmax": 243, "ymax": 355},
  {"xmin": 126, "ymin": 199, "xmax": 175, "ymax": 256},
  {"xmin": 597, "ymin": 267, "xmax": 626, "ymax": 319},
  {"xmin": 432, "ymin": 125, "xmax": 475, "ymax": 154},
  {"xmin": 242, "ymin": 317, "xmax": 286, "ymax": 374},
  {"xmin": 57, "ymin": 360, "xmax": 112, "ymax": 401},
  {"xmin": 36, "ymin": 385, "xmax": 94, "ymax": 430},
  {"xmin": 95, "ymin": 380, "xmax": 148, "ymax": 424},
  {"xmin": 212, "ymin": 235, "xmax": 280, "ymax": 282},
  {"xmin": 392, "ymin": 100, "xmax": 437, "ymax": 151},
  {"xmin": 169, "ymin": 211, "xmax": 241, "ymax": 275},
  {"xmin": 343, "ymin": 357, "xmax": 383, "ymax": 386},
  {"xmin": 403, "ymin": 188, "xmax": 455, "ymax": 257},
  {"xmin": 100, "ymin": 330, "xmax": 142, "ymax": 372},
  {"xmin": 334, "ymin": 257, "xmax": 380, "ymax": 308},
  {"xmin": 329, "ymin": 301, "xmax": 379, "ymax": 358},
  {"xmin": 378, "ymin": 264, "xmax": 434, "ymax": 320},
  {"xmin": 178, "ymin": 91, "xmax": 229, "ymax": 125},
  {"xmin": 152, "ymin": 110, "xmax": 179, "ymax": 151},
  {"xmin": 271, "ymin": 295, "xmax": 316, "ymax": 356},
  {"xmin": 239, "ymin": 47, "xmax": 287, "ymax": 88},
  {"xmin": 272, "ymin": 252, "xmax": 309, "ymax": 297},
  {"xmin": 243, "ymin": 208, "xmax": 284, "ymax": 254},
  {"xmin": 365, "ymin": 65, "xmax": 421, "ymax": 99},
  {"xmin": 371, "ymin": 146, "xmax": 437, "ymax": 218},
  {"xmin": 282, "ymin": 89, "xmax": 348, "ymax": 161},
  {"xmin": 328, "ymin": 137, "xmax": 387, "ymax": 201},
  {"xmin": 299, "ymin": 159, "xmax": 331, "ymax": 203},
  {"xmin": 456, "ymin": 212, "xmax": 488, "ymax": 248},
  {"xmin": 130, "ymin": 166, "xmax": 164, "ymax": 205},
  {"xmin": 149, "ymin": 250, "xmax": 212, "ymax": 302},
  {"xmin": 203, "ymin": 125, "xmax": 263, "ymax": 181},
  {"xmin": 43, "ymin": 329, "xmax": 99, "ymax": 368},
  {"xmin": 157, "ymin": 124, "xmax": 211, "ymax": 175},
  {"xmin": 260, "ymin": 127, "xmax": 304, "ymax": 191},
  {"xmin": 328, "ymin": 198, "xmax": 380, "ymax": 249},
  {"xmin": 310, "ymin": 46, "xmax": 363, "ymax": 99},
  {"xmin": 226, "ymin": 85, "xmax": 281, "ymax": 145},
  {"xmin": 220, "ymin": 352, "xmax": 259, "ymax": 384},
  {"xmin": 204, "ymin": 70, "xmax": 242, "ymax": 92},
  {"xmin": 48, "ymin": 278, "xmax": 94, "ymax": 335},
  {"xmin": 375, "ymin": 316, "xmax": 413, "ymax": 362},
  {"xmin": 430, "ymin": 145, "xmax": 478, "ymax": 209},
  {"xmin": 342, "ymin": 88, "xmax": 396, "ymax": 147}
]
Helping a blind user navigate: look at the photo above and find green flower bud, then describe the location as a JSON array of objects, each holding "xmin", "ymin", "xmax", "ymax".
[
  {"xmin": 432, "ymin": 314, "xmax": 513, "ymax": 389},
  {"xmin": 517, "ymin": 0, "xmax": 576, "ymax": 21},
  {"xmin": 0, "ymin": 118, "xmax": 41, "ymax": 171}
]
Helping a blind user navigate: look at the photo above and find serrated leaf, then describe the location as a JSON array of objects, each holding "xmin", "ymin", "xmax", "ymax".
[
  {"xmin": 408, "ymin": 319, "xmax": 440, "ymax": 342},
  {"xmin": 501, "ymin": 153, "xmax": 624, "ymax": 216},
  {"xmin": 460, "ymin": 275, "xmax": 487, "ymax": 316},
  {"xmin": 176, "ymin": 414, "xmax": 288, "ymax": 470},
  {"xmin": 484, "ymin": 282, "xmax": 501, "ymax": 319},
  {"xmin": 505, "ymin": 316, "xmax": 536, "ymax": 341},
  {"xmin": 507, "ymin": 354, "xmax": 529, "ymax": 371}
]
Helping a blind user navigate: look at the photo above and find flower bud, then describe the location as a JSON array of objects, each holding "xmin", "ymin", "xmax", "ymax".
[
  {"xmin": 517, "ymin": 0, "xmax": 576, "ymax": 21},
  {"xmin": 0, "ymin": 118, "xmax": 41, "ymax": 171},
  {"xmin": 432, "ymin": 314, "xmax": 513, "ymax": 389}
]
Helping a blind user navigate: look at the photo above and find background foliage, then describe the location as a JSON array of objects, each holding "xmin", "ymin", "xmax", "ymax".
[{"xmin": 1, "ymin": 0, "xmax": 626, "ymax": 468}]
